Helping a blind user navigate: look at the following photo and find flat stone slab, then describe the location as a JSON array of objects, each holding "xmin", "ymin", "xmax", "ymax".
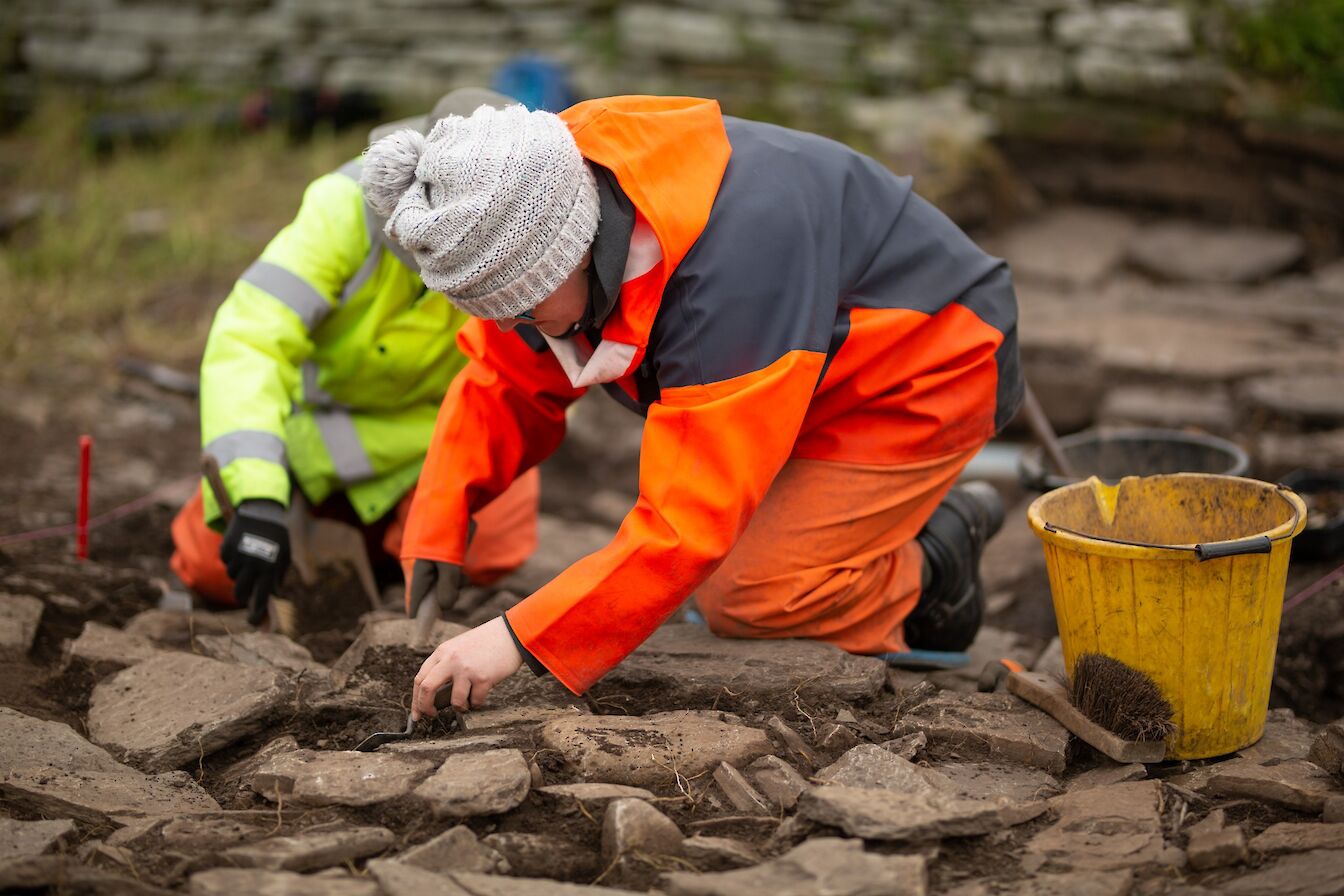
[
  {"xmin": 0, "ymin": 707, "xmax": 220, "ymax": 824},
  {"xmin": 1024, "ymin": 781, "xmax": 1182, "ymax": 872},
  {"xmin": 681, "ymin": 835, "xmax": 760, "ymax": 871},
  {"xmin": 382, "ymin": 733, "xmax": 513, "ymax": 761},
  {"xmin": 465, "ymin": 705, "xmax": 591, "ymax": 730},
  {"xmin": 815, "ymin": 744, "xmax": 954, "ymax": 793},
  {"xmin": 1207, "ymin": 758, "xmax": 1341, "ymax": 813},
  {"xmin": 190, "ymin": 868, "xmax": 379, "ymax": 896},
  {"xmin": 990, "ymin": 206, "xmax": 1137, "ymax": 288},
  {"xmin": 1250, "ymin": 823, "xmax": 1344, "ymax": 856},
  {"xmin": 937, "ymin": 762, "xmax": 1062, "ymax": 803},
  {"xmin": 1127, "ymin": 222, "xmax": 1305, "ymax": 284},
  {"xmin": 540, "ymin": 710, "xmax": 773, "ymax": 788},
  {"xmin": 87, "ymin": 652, "xmax": 287, "ymax": 772},
  {"xmin": 0, "ymin": 818, "xmax": 76, "ymax": 862},
  {"xmin": 397, "ymin": 825, "xmax": 511, "ymax": 874},
  {"xmin": 221, "ymin": 825, "xmax": 395, "ymax": 871},
  {"xmin": 370, "ymin": 859, "xmax": 638, "ymax": 895},
  {"xmin": 538, "ymin": 782, "xmax": 656, "ymax": 808},
  {"xmin": 891, "ymin": 691, "xmax": 1070, "ymax": 774},
  {"xmin": 329, "ymin": 616, "xmax": 468, "ymax": 689},
  {"xmin": 595, "ymin": 623, "xmax": 885, "ymax": 705},
  {"xmin": 1067, "ymin": 763, "xmax": 1147, "ymax": 792},
  {"xmin": 0, "ymin": 593, "xmax": 43, "ymax": 659},
  {"xmin": 664, "ymin": 837, "xmax": 927, "ymax": 896},
  {"xmin": 799, "ymin": 784, "xmax": 1045, "ymax": 842},
  {"xmin": 251, "ymin": 749, "xmax": 436, "ymax": 807},
  {"xmin": 195, "ymin": 631, "xmax": 326, "ymax": 675},
  {"xmin": 1242, "ymin": 373, "xmax": 1344, "ymax": 425},
  {"xmin": 749, "ymin": 755, "xmax": 809, "ymax": 810},
  {"xmin": 412, "ymin": 748, "xmax": 531, "ymax": 818},
  {"xmin": 64, "ymin": 621, "xmax": 164, "ymax": 675},
  {"xmin": 951, "ymin": 870, "xmax": 1134, "ymax": 896},
  {"xmin": 602, "ymin": 797, "xmax": 683, "ymax": 863},
  {"xmin": 1309, "ymin": 720, "xmax": 1343, "ymax": 777},
  {"xmin": 1221, "ymin": 849, "xmax": 1344, "ymax": 896},
  {"xmin": 106, "ymin": 811, "xmax": 276, "ymax": 852},
  {"xmin": 123, "ymin": 608, "xmax": 248, "ymax": 648}
]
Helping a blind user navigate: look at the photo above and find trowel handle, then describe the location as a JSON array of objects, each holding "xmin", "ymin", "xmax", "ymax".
[{"xmin": 201, "ymin": 453, "xmax": 236, "ymax": 523}]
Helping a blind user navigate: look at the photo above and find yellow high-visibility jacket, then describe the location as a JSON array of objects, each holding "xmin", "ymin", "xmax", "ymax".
[{"xmin": 200, "ymin": 158, "xmax": 471, "ymax": 528}]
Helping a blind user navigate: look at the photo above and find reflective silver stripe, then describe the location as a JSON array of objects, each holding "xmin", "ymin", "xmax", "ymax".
[
  {"xmin": 301, "ymin": 360, "xmax": 343, "ymax": 409},
  {"xmin": 342, "ymin": 204, "xmax": 386, "ymax": 301},
  {"xmin": 240, "ymin": 260, "xmax": 332, "ymax": 331},
  {"xmin": 314, "ymin": 410, "xmax": 374, "ymax": 484},
  {"xmin": 204, "ymin": 430, "xmax": 287, "ymax": 468},
  {"xmin": 335, "ymin": 159, "xmax": 362, "ymax": 182}
]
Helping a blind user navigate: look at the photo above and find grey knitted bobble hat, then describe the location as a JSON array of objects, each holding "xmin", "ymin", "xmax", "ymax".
[{"xmin": 361, "ymin": 103, "xmax": 600, "ymax": 320}]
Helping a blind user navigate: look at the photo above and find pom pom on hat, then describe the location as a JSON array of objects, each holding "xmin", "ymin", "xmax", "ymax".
[
  {"xmin": 361, "ymin": 129, "xmax": 427, "ymax": 219},
  {"xmin": 358, "ymin": 103, "xmax": 599, "ymax": 320}
]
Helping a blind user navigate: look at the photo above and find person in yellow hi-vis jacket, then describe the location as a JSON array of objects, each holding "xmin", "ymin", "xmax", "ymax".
[{"xmin": 170, "ymin": 89, "xmax": 539, "ymax": 624}]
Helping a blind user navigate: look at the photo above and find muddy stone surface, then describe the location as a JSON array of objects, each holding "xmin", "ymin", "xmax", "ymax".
[{"xmin": 2, "ymin": 203, "xmax": 1344, "ymax": 893}]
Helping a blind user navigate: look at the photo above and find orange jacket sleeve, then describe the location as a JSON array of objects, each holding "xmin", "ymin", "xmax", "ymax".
[
  {"xmin": 505, "ymin": 348, "xmax": 826, "ymax": 694},
  {"xmin": 400, "ymin": 319, "xmax": 585, "ymax": 565}
]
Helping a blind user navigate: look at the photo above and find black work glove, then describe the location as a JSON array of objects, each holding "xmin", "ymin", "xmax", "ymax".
[
  {"xmin": 405, "ymin": 559, "xmax": 464, "ymax": 620},
  {"xmin": 220, "ymin": 499, "xmax": 291, "ymax": 626}
]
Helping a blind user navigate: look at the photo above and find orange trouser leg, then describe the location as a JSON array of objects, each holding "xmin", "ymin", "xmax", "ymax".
[
  {"xmin": 694, "ymin": 446, "xmax": 980, "ymax": 656},
  {"xmin": 383, "ymin": 467, "xmax": 540, "ymax": 587},
  {"xmin": 169, "ymin": 487, "xmax": 236, "ymax": 607}
]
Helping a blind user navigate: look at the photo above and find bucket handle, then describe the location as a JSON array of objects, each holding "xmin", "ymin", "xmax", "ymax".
[{"xmin": 1042, "ymin": 486, "xmax": 1303, "ymax": 562}]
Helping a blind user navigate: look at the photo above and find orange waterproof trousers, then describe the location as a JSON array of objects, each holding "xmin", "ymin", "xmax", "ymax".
[
  {"xmin": 694, "ymin": 447, "xmax": 979, "ymax": 655},
  {"xmin": 170, "ymin": 468, "xmax": 540, "ymax": 608}
]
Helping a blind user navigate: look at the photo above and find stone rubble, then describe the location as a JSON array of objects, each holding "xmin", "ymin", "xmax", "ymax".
[
  {"xmin": 219, "ymin": 825, "xmax": 395, "ymax": 872},
  {"xmin": 680, "ymin": 835, "xmax": 761, "ymax": 871},
  {"xmin": 800, "ymin": 783, "xmax": 1045, "ymax": 842},
  {"xmin": 540, "ymin": 710, "xmax": 773, "ymax": 788},
  {"xmin": 664, "ymin": 837, "xmax": 927, "ymax": 896},
  {"xmin": 0, "ymin": 817, "xmax": 76, "ymax": 863},
  {"xmin": 1309, "ymin": 720, "xmax": 1344, "ymax": 779},
  {"xmin": 194, "ymin": 631, "xmax": 327, "ymax": 675},
  {"xmin": 190, "ymin": 867, "xmax": 379, "ymax": 896},
  {"xmin": 891, "ymin": 691, "xmax": 1070, "ymax": 774},
  {"xmin": 748, "ymin": 755, "xmax": 810, "ymax": 810},
  {"xmin": 1220, "ymin": 849, "xmax": 1344, "ymax": 896},
  {"xmin": 1206, "ymin": 757, "xmax": 1341, "ymax": 814},
  {"xmin": 602, "ymin": 797, "xmax": 685, "ymax": 863},
  {"xmin": 1250, "ymin": 823, "xmax": 1344, "ymax": 856},
  {"xmin": 712, "ymin": 762, "xmax": 772, "ymax": 815},
  {"xmin": 63, "ymin": 620, "xmax": 165, "ymax": 675},
  {"xmin": 396, "ymin": 825, "xmax": 511, "ymax": 875},
  {"xmin": 0, "ymin": 594, "xmax": 44, "ymax": 660},
  {"xmin": 1024, "ymin": 781, "xmax": 1183, "ymax": 872},
  {"xmin": 413, "ymin": 748, "xmax": 532, "ymax": 818},
  {"xmin": 0, "ymin": 707, "xmax": 220, "ymax": 824},
  {"xmin": 86, "ymin": 652, "xmax": 288, "ymax": 772},
  {"xmin": 251, "ymin": 749, "xmax": 436, "ymax": 807},
  {"xmin": 1185, "ymin": 809, "xmax": 1247, "ymax": 871}
]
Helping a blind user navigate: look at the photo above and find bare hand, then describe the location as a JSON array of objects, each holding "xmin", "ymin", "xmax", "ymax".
[{"xmin": 411, "ymin": 616, "xmax": 522, "ymax": 720}]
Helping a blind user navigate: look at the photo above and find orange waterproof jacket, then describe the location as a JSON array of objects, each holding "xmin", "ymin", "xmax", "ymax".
[{"xmin": 401, "ymin": 96, "xmax": 1022, "ymax": 694}]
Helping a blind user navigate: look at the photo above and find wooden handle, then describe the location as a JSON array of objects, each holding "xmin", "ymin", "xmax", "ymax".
[{"xmin": 200, "ymin": 453, "xmax": 236, "ymax": 523}]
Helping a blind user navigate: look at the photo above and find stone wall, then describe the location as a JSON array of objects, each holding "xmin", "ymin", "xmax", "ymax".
[{"xmin": 6, "ymin": 0, "xmax": 1343, "ymax": 245}]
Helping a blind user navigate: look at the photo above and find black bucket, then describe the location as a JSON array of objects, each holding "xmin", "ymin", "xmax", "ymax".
[{"xmin": 1019, "ymin": 427, "xmax": 1251, "ymax": 492}]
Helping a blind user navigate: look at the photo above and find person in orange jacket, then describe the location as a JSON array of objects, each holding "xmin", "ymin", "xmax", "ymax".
[{"xmin": 359, "ymin": 96, "xmax": 1021, "ymax": 718}]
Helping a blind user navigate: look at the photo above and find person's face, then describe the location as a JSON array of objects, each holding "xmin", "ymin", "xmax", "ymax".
[{"xmin": 495, "ymin": 251, "xmax": 591, "ymax": 338}]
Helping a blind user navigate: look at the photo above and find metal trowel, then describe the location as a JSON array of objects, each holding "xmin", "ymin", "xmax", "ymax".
[{"xmin": 354, "ymin": 687, "xmax": 462, "ymax": 752}]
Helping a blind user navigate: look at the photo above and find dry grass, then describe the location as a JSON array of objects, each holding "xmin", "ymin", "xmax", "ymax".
[{"xmin": 0, "ymin": 92, "xmax": 367, "ymax": 382}]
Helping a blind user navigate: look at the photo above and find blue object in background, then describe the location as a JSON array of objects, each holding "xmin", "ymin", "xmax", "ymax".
[
  {"xmin": 492, "ymin": 56, "xmax": 579, "ymax": 112},
  {"xmin": 878, "ymin": 649, "xmax": 971, "ymax": 670}
]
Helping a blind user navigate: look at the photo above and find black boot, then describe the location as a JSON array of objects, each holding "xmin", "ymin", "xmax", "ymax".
[{"xmin": 904, "ymin": 481, "xmax": 1005, "ymax": 652}]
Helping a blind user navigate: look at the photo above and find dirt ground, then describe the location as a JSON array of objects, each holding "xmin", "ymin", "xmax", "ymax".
[{"xmin": 3, "ymin": 202, "xmax": 1344, "ymax": 893}]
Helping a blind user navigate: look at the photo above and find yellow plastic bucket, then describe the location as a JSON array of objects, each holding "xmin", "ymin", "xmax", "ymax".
[{"xmin": 1028, "ymin": 474, "xmax": 1306, "ymax": 760}]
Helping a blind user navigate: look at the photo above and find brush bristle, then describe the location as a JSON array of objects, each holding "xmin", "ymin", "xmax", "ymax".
[{"xmin": 1069, "ymin": 653, "xmax": 1176, "ymax": 743}]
